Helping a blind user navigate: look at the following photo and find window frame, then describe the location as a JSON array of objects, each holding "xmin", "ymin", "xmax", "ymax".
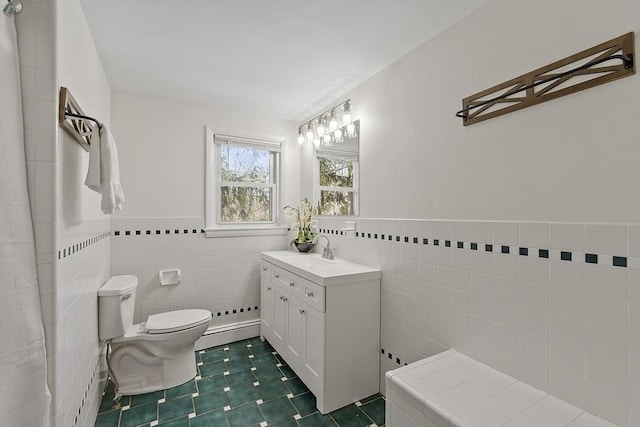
[
  {"xmin": 205, "ymin": 126, "xmax": 288, "ymax": 237},
  {"xmin": 313, "ymin": 151, "xmax": 360, "ymax": 216}
]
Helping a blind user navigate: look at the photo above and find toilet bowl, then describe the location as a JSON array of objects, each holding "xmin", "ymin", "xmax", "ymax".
[{"xmin": 98, "ymin": 275, "xmax": 212, "ymax": 395}]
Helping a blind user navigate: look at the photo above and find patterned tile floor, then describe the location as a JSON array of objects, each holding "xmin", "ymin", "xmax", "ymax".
[{"xmin": 95, "ymin": 337, "xmax": 385, "ymax": 427}]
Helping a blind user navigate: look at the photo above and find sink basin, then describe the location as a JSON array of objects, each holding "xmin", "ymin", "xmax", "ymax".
[
  {"xmin": 286, "ymin": 254, "xmax": 335, "ymax": 268},
  {"xmin": 261, "ymin": 251, "xmax": 380, "ymax": 286}
]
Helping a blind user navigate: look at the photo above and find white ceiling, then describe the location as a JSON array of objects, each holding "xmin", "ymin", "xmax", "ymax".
[{"xmin": 79, "ymin": 0, "xmax": 489, "ymax": 122}]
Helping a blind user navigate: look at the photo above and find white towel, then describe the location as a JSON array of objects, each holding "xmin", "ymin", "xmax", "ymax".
[{"xmin": 84, "ymin": 125, "xmax": 125, "ymax": 214}]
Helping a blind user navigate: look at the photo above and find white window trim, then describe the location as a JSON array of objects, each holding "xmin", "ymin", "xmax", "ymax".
[
  {"xmin": 313, "ymin": 151, "xmax": 360, "ymax": 216},
  {"xmin": 205, "ymin": 126, "xmax": 288, "ymax": 238}
]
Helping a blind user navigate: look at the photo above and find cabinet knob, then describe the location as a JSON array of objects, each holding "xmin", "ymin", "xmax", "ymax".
[
  {"xmin": 282, "ymin": 297, "xmax": 288, "ymax": 302},
  {"xmin": 267, "ymin": 286, "xmax": 272, "ymax": 291},
  {"xmin": 299, "ymin": 309, "xmax": 305, "ymax": 315},
  {"xmin": 307, "ymin": 291, "xmax": 314, "ymax": 298},
  {"xmin": 274, "ymin": 274, "xmax": 280, "ymax": 279},
  {"xmin": 262, "ymin": 267, "xmax": 267, "ymax": 271},
  {"xmin": 289, "ymin": 282, "xmax": 295, "ymax": 287}
]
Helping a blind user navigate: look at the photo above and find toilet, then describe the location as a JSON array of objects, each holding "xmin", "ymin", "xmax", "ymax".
[{"xmin": 98, "ymin": 275, "xmax": 212, "ymax": 395}]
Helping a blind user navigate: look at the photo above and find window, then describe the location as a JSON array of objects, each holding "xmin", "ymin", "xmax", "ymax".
[
  {"xmin": 206, "ymin": 128, "xmax": 283, "ymax": 234},
  {"xmin": 314, "ymin": 153, "xmax": 359, "ymax": 216}
]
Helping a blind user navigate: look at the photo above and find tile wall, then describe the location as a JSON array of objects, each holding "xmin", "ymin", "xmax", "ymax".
[
  {"xmin": 18, "ymin": 2, "xmax": 115, "ymax": 426},
  {"xmin": 56, "ymin": 218, "xmax": 111, "ymax": 427},
  {"xmin": 316, "ymin": 216, "xmax": 639, "ymax": 427},
  {"xmin": 110, "ymin": 218, "xmax": 288, "ymax": 326}
]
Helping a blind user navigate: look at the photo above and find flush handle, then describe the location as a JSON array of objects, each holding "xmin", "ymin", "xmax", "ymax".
[
  {"xmin": 282, "ymin": 297, "xmax": 288, "ymax": 302},
  {"xmin": 274, "ymin": 274, "xmax": 280, "ymax": 279},
  {"xmin": 299, "ymin": 309, "xmax": 305, "ymax": 315},
  {"xmin": 307, "ymin": 291, "xmax": 314, "ymax": 298},
  {"xmin": 262, "ymin": 266, "xmax": 267, "ymax": 271},
  {"xmin": 289, "ymin": 282, "xmax": 295, "ymax": 287},
  {"xmin": 266, "ymin": 286, "xmax": 272, "ymax": 291},
  {"xmin": 121, "ymin": 293, "xmax": 131, "ymax": 301}
]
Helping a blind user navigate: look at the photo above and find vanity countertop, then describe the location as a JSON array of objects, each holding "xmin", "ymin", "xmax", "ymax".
[{"xmin": 261, "ymin": 251, "xmax": 381, "ymax": 286}]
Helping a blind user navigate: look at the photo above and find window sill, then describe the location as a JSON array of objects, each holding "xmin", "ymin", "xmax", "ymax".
[{"xmin": 204, "ymin": 226, "xmax": 289, "ymax": 238}]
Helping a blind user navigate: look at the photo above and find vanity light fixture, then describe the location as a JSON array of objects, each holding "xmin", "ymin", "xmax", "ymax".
[
  {"xmin": 328, "ymin": 110, "xmax": 338, "ymax": 131},
  {"xmin": 305, "ymin": 123, "xmax": 315, "ymax": 142},
  {"xmin": 346, "ymin": 122, "xmax": 356, "ymax": 138},
  {"xmin": 342, "ymin": 101, "xmax": 352, "ymax": 126},
  {"xmin": 333, "ymin": 127, "xmax": 343, "ymax": 143},
  {"xmin": 316, "ymin": 117, "xmax": 326, "ymax": 138},
  {"xmin": 298, "ymin": 99, "xmax": 356, "ymax": 147}
]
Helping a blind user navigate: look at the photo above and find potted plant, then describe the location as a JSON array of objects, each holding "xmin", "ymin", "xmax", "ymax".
[{"xmin": 283, "ymin": 198, "xmax": 318, "ymax": 252}]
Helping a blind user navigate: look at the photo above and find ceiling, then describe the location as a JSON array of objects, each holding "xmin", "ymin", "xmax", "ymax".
[{"xmin": 79, "ymin": 0, "xmax": 489, "ymax": 122}]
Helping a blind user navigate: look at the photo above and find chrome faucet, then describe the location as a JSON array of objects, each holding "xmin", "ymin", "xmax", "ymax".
[{"xmin": 313, "ymin": 234, "xmax": 334, "ymax": 260}]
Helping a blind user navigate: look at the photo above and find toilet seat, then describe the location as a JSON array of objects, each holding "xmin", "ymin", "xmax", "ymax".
[{"xmin": 146, "ymin": 309, "xmax": 211, "ymax": 334}]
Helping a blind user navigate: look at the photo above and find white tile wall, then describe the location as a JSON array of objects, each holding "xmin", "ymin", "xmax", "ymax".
[
  {"xmin": 316, "ymin": 216, "xmax": 639, "ymax": 427},
  {"xmin": 55, "ymin": 219, "xmax": 110, "ymax": 427},
  {"xmin": 19, "ymin": 1, "xmax": 115, "ymax": 426},
  {"xmin": 110, "ymin": 217, "xmax": 288, "ymax": 325}
]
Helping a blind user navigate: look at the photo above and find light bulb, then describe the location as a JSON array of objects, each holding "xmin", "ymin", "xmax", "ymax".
[
  {"xmin": 329, "ymin": 110, "xmax": 338, "ymax": 131},
  {"xmin": 316, "ymin": 117, "xmax": 325, "ymax": 138},
  {"xmin": 346, "ymin": 123, "xmax": 356, "ymax": 138},
  {"xmin": 342, "ymin": 101, "xmax": 352, "ymax": 125},
  {"xmin": 297, "ymin": 128, "xmax": 305, "ymax": 145},
  {"xmin": 313, "ymin": 138, "xmax": 320, "ymax": 148},
  {"xmin": 323, "ymin": 133, "xmax": 332, "ymax": 145},
  {"xmin": 305, "ymin": 124, "xmax": 314, "ymax": 142},
  {"xmin": 333, "ymin": 128, "xmax": 343, "ymax": 143}
]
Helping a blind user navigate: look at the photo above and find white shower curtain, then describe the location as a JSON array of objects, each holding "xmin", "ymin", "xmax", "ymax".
[{"xmin": 0, "ymin": 8, "xmax": 51, "ymax": 427}]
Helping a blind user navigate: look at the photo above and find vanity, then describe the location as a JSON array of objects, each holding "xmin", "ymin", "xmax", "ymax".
[{"xmin": 260, "ymin": 250, "xmax": 381, "ymax": 414}]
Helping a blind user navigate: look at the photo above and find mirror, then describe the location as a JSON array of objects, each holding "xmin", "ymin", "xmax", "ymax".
[{"xmin": 312, "ymin": 120, "xmax": 359, "ymax": 216}]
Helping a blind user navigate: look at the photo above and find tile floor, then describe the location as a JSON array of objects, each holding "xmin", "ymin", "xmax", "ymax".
[{"xmin": 95, "ymin": 337, "xmax": 385, "ymax": 427}]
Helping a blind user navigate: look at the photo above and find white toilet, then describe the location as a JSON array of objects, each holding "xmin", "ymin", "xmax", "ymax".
[{"xmin": 98, "ymin": 275, "xmax": 212, "ymax": 395}]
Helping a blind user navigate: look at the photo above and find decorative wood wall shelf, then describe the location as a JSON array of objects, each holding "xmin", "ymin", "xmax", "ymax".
[
  {"xmin": 456, "ymin": 32, "xmax": 635, "ymax": 126},
  {"xmin": 58, "ymin": 87, "xmax": 102, "ymax": 151}
]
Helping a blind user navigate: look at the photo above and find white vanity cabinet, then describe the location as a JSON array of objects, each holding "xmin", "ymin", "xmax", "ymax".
[{"xmin": 260, "ymin": 251, "xmax": 381, "ymax": 414}]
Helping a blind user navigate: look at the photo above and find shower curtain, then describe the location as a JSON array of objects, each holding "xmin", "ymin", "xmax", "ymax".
[{"xmin": 0, "ymin": 8, "xmax": 51, "ymax": 427}]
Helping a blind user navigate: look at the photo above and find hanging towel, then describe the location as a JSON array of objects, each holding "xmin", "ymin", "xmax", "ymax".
[{"xmin": 84, "ymin": 125, "xmax": 125, "ymax": 214}]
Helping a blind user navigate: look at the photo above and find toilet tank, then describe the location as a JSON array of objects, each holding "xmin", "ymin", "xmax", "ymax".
[{"xmin": 98, "ymin": 275, "xmax": 138, "ymax": 340}]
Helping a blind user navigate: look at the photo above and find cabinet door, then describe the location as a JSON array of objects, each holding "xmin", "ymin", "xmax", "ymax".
[
  {"xmin": 271, "ymin": 285, "xmax": 287, "ymax": 354},
  {"xmin": 285, "ymin": 296, "xmax": 304, "ymax": 365},
  {"xmin": 302, "ymin": 304, "xmax": 324, "ymax": 391},
  {"xmin": 260, "ymin": 277, "xmax": 274, "ymax": 338}
]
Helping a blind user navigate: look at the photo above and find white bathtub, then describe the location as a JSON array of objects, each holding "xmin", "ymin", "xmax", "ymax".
[{"xmin": 385, "ymin": 349, "xmax": 619, "ymax": 427}]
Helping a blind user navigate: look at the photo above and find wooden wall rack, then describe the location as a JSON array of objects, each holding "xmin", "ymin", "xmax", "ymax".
[
  {"xmin": 58, "ymin": 87, "xmax": 102, "ymax": 151},
  {"xmin": 456, "ymin": 32, "xmax": 635, "ymax": 126}
]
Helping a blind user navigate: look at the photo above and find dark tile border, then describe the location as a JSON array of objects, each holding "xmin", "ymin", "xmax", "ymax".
[
  {"xmin": 214, "ymin": 306, "xmax": 260, "ymax": 318},
  {"xmin": 58, "ymin": 231, "xmax": 111, "ymax": 260},
  {"xmin": 381, "ymin": 348, "xmax": 409, "ymax": 367},
  {"xmin": 317, "ymin": 228, "xmax": 630, "ymax": 268},
  {"xmin": 114, "ymin": 228, "xmax": 203, "ymax": 237}
]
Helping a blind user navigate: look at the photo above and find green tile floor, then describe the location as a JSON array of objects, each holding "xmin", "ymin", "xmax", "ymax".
[{"xmin": 95, "ymin": 337, "xmax": 385, "ymax": 427}]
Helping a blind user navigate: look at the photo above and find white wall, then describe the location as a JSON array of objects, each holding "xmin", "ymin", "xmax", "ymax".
[
  {"xmin": 111, "ymin": 92, "xmax": 300, "ymax": 218},
  {"xmin": 303, "ymin": 0, "xmax": 640, "ymax": 224},
  {"xmin": 301, "ymin": 1, "xmax": 640, "ymax": 426},
  {"xmin": 109, "ymin": 93, "xmax": 299, "ymax": 330}
]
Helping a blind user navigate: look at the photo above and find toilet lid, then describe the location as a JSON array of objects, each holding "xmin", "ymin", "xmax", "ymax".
[{"xmin": 146, "ymin": 309, "xmax": 212, "ymax": 334}]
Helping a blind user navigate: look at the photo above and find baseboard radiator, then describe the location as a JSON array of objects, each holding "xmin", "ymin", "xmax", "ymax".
[{"xmin": 195, "ymin": 319, "xmax": 261, "ymax": 351}]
